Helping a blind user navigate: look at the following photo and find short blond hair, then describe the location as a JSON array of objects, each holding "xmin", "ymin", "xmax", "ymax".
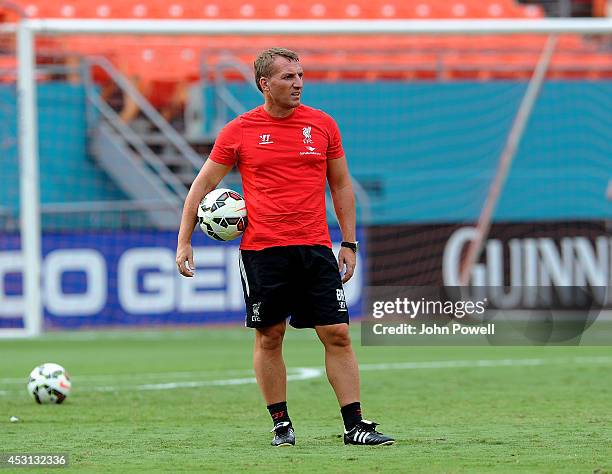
[{"xmin": 254, "ymin": 47, "xmax": 300, "ymax": 93}]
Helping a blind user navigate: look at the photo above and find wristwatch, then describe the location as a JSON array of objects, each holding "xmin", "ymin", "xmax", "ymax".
[{"xmin": 341, "ymin": 241, "xmax": 359, "ymax": 253}]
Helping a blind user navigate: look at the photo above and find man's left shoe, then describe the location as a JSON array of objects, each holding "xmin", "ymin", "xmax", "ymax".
[
  {"xmin": 344, "ymin": 420, "xmax": 395, "ymax": 446},
  {"xmin": 271, "ymin": 421, "xmax": 295, "ymax": 447}
]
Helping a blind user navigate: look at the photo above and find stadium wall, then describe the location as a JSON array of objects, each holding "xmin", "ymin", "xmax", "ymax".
[{"xmin": 0, "ymin": 229, "xmax": 364, "ymax": 329}]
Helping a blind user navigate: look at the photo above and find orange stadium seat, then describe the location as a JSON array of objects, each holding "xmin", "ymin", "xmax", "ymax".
[
  {"xmin": 0, "ymin": 56, "xmax": 17, "ymax": 83},
  {"xmin": 443, "ymin": 52, "xmax": 538, "ymax": 80},
  {"xmin": 551, "ymin": 53, "xmax": 612, "ymax": 79}
]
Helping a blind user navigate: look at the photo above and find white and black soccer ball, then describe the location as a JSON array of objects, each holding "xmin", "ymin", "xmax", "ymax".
[
  {"xmin": 198, "ymin": 188, "xmax": 247, "ymax": 241},
  {"xmin": 27, "ymin": 363, "xmax": 71, "ymax": 404}
]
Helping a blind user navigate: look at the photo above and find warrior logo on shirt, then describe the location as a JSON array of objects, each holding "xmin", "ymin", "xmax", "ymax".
[
  {"xmin": 259, "ymin": 134, "xmax": 273, "ymax": 145},
  {"xmin": 302, "ymin": 127, "xmax": 313, "ymax": 144}
]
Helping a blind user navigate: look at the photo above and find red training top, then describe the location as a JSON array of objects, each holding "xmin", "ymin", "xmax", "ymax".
[{"xmin": 208, "ymin": 104, "xmax": 345, "ymax": 250}]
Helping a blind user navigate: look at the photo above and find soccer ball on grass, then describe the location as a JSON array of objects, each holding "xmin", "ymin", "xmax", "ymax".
[
  {"xmin": 27, "ymin": 363, "xmax": 71, "ymax": 404},
  {"xmin": 198, "ymin": 188, "xmax": 247, "ymax": 241}
]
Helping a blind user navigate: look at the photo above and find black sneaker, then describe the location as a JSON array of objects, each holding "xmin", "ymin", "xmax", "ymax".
[
  {"xmin": 344, "ymin": 420, "xmax": 395, "ymax": 446},
  {"xmin": 271, "ymin": 421, "xmax": 295, "ymax": 447}
]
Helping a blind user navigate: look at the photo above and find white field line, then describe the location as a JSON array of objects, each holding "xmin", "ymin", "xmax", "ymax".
[
  {"xmin": 93, "ymin": 368, "xmax": 323, "ymax": 392},
  {"xmin": 0, "ymin": 358, "xmax": 562, "ymax": 385},
  {"xmin": 2, "ymin": 357, "xmax": 612, "ymax": 395},
  {"xmin": 0, "ymin": 368, "xmax": 256, "ymax": 385}
]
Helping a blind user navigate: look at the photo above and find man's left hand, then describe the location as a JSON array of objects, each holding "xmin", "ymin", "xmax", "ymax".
[{"xmin": 338, "ymin": 247, "xmax": 357, "ymax": 283}]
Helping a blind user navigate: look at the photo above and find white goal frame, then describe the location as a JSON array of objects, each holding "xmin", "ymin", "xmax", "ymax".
[{"xmin": 7, "ymin": 17, "xmax": 612, "ymax": 338}]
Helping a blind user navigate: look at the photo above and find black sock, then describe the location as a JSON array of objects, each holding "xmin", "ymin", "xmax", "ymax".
[
  {"xmin": 267, "ymin": 401, "xmax": 291, "ymax": 426},
  {"xmin": 341, "ymin": 401, "xmax": 363, "ymax": 431}
]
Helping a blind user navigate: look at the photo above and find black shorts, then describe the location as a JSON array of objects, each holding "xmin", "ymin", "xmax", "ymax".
[{"xmin": 239, "ymin": 245, "xmax": 349, "ymax": 329}]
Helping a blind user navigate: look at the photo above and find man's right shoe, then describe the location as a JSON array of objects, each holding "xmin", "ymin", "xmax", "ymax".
[
  {"xmin": 344, "ymin": 420, "xmax": 395, "ymax": 446},
  {"xmin": 271, "ymin": 421, "xmax": 295, "ymax": 447}
]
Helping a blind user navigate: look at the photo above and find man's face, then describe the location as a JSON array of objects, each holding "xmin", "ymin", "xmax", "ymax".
[{"xmin": 263, "ymin": 57, "xmax": 303, "ymax": 109}]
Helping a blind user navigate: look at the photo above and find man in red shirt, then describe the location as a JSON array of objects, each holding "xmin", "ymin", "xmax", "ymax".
[{"xmin": 176, "ymin": 48, "xmax": 394, "ymax": 447}]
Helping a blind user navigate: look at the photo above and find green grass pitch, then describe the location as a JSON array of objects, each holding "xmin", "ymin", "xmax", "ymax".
[{"xmin": 1, "ymin": 325, "xmax": 611, "ymax": 473}]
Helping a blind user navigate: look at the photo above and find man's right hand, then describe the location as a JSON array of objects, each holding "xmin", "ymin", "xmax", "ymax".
[{"xmin": 176, "ymin": 243, "xmax": 195, "ymax": 277}]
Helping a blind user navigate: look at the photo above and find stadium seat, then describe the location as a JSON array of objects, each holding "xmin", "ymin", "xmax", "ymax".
[
  {"xmin": 443, "ymin": 52, "xmax": 538, "ymax": 80},
  {"xmin": 551, "ymin": 53, "xmax": 612, "ymax": 79},
  {"xmin": 0, "ymin": 56, "xmax": 17, "ymax": 83}
]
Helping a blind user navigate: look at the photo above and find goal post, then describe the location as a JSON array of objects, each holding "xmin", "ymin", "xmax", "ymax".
[
  {"xmin": 4, "ymin": 17, "xmax": 612, "ymax": 338},
  {"xmin": 16, "ymin": 17, "xmax": 612, "ymax": 35},
  {"xmin": 12, "ymin": 20, "xmax": 41, "ymax": 338}
]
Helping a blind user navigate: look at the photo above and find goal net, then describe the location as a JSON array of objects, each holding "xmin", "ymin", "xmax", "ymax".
[{"xmin": 1, "ymin": 15, "xmax": 611, "ymax": 337}]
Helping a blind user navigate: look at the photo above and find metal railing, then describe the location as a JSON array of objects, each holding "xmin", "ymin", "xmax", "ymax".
[
  {"xmin": 82, "ymin": 56, "xmax": 203, "ymax": 172},
  {"xmin": 82, "ymin": 74, "xmax": 188, "ymax": 204}
]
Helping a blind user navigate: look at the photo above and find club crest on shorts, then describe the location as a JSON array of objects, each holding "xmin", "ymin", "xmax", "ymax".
[
  {"xmin": 336, "ymin": 289, "xmax": 347, "ymax": 311},
  {"xmin": 252, "ymin": 302, "xmax": 262, "ymax": 321}
]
